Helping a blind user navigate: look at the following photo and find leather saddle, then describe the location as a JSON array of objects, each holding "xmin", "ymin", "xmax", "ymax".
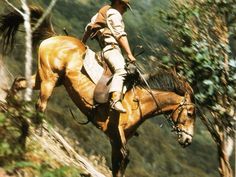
[
  {"xmin": 83, "ymin": 48, "xmax": 113, "ymax": 104},
  {"xmin": 83, "ymin": 48, "xmax": 139, "ymax": 104},
  {"xmin": 94, "ymin": 68, "xmax": 112, "ymax": 104}
]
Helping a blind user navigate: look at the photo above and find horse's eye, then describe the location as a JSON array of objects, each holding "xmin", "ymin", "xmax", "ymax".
[{"xmin": 187, "ymin": 111, "xmax": 193, "ymax": 117}]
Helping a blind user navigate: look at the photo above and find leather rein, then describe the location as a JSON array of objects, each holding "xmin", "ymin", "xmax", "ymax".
[{"xmin": 136, "ymin": 68, "xmax": 194, "ymax": 137}]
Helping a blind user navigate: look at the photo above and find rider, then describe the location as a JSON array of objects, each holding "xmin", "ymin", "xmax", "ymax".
[{"xmin": 82, "ymin": 0, "xmax": 136, "ymax": 113}]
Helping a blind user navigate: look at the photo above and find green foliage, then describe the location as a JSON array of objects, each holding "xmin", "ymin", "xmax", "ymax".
[
  {"xmin": 0, "ymin": 109, "xmax": 24, "ymax": 165},
  {"xmin": 159, "ymin": 2, "xmax": 235, "ymax": 174},
  {"xmin": 5, "ymin": 160, "xmax": 82, "ymax": 177},
  {"xmin": 0, "ymin": 97, "xmax": 84, "ymax": 176},
  {"xmin": 160, "ymin": 0, "xmax": 236, "ymax": 107},
  {"xmin": 0, "ymin": 97, "xmax": 38, "ymax": 167},
  {"xmin": 40, "ymin": 166, "xmax": 82, "ymax": 177}
]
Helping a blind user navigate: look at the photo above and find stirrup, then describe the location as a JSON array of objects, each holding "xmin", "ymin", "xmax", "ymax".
[{"xmin": 110, "ymin": 100, "xmax": 126, "ymax": 113}]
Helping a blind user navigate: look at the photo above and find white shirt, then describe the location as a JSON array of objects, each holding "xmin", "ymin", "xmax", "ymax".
[
  {"xmin": 106, "ymin": 8, "xmax": 127, "ymax": 40},
  {"xmin": 86, "ymin": 8, "xmax": 127, "ymax": 46}
]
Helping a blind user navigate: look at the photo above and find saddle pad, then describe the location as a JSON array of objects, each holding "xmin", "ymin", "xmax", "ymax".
[{"xmin": 83, "ymin": 48, "xmax": 104, "ymax": 84}]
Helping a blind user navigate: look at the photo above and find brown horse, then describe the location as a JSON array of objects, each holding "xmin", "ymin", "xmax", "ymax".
[{"xmin": 0, "ymin": 7, "xmax": 196, "ymax": 177}]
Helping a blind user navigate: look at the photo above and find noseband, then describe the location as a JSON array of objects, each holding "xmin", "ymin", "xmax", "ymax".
[
  {"xmin": 145, "ymin": 88, "xmax": 194, "ymax": 138},
  {"xmin": 166, "ymin": 96, "xmax": 194, "ymax": 138}
]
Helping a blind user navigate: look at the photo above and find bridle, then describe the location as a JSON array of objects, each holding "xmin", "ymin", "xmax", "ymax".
[
  {"xmin": 138, "ymin": 81, "xmax": 194, "ymax": 138},
  {"xmin": 134, "ymin": 66, "xmax": 195, "ymax": 137},
  {"xmin": 165, "ymin": 95, "xmax": 195, "ymax": 138}
]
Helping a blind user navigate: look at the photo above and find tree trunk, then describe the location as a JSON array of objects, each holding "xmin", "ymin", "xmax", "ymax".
[
  {"xmin": 217, "ymin": 132, "xmax": 233, "ymax": 177},
  {"xmin": 21, "ymin": 0, "xmax": 33, "ymax": 101},
  {"xmin": 0, "ymin": 59, "xmax": 9, "ymax": 101}
]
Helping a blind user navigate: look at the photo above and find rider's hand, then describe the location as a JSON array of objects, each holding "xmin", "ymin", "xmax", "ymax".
[{"xmin": 128, "ymin": 54, "xmax": 136, "ymax": 63}]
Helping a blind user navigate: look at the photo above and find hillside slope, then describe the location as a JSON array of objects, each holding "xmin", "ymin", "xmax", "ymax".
[
  {"xmin": 0, "ymin": 60, "xmax": 110, "ymax": 177},
  {"xmin": 29, "ymin": 122, "xmax": 110, "ymax": 177},
  {"xmin": 0, "ymin": 99, "xmax": 111, "ymax": 177}
]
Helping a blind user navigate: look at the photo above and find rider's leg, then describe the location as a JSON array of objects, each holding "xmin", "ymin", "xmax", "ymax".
[
  {"xmin": 110, "ymin": 68, "xmax": 127, "ymax": 113},
  {"xmin": 103, "ymin": 47, "xmax": 127, "ymax": 113}
]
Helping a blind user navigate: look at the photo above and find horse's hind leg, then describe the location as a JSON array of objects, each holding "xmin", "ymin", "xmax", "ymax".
[
  {"xmin": 34, "ymin": 77, "xmax": 57, "ymax": 134},
  {"xmin": 35, "ymin": 79, "xmax": 57, "ymax": 113}
]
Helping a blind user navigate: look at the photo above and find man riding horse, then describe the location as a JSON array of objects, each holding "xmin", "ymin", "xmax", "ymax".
[{"xmin": 82, "ymin": 0, "xmax": 136, "ymax": 113}]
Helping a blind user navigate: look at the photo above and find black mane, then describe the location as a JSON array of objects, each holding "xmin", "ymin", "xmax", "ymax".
[{"xmin": 138, "ymin": 69, "xmax": 194, "ymax": 99}]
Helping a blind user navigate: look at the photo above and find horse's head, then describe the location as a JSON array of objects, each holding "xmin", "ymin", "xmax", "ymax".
[
  {"xmin": 169, "ymin": 92, "xmax": 196, "ymax": 147},
  {"xmin": 138, "ymin": 68, "xmax": 196, "ymax": 147}
]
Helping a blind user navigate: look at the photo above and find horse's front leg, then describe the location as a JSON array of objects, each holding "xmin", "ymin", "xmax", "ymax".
[{"xmin": 110, "ymin": 127, "xmax": 130, "ymax": 177}]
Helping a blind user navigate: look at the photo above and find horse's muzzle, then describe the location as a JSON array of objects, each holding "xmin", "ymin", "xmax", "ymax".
[{"xmin": 177, "ymin": 131, "xmax": 193, "ymax": 148}]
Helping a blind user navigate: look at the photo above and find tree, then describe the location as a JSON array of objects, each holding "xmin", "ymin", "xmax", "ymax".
[
  {"xmin": 3, "ymin": 0, "xmax": 58, "ymax": 101},
  {"xmin": 160, "ymin": 0, "xmax": 236, "ymax": 176}
]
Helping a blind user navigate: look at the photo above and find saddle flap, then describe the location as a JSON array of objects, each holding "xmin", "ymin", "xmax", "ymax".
[
  {"xmin": 83, "ymin": 47, "xmax": 114, "ymax": 104},
  {"xmin": 94, "ymin": 73, "xmax": 112, "ymax": 104}
]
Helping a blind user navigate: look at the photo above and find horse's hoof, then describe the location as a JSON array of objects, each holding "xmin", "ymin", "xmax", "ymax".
[
  {"xmin": 6, "ymin": 76, "xmax": 25, "ymax": 101},
  {"xmin": 11, "ymin": 77, "xmax": 25, "ymax": 92}
]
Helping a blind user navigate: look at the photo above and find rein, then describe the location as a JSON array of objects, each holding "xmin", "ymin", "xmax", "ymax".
[{"xmin": 136, "ymin": 67, "xmax": 193, "ymax": 136}]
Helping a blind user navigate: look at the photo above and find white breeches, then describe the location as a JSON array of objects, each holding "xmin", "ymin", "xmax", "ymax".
[{"xmin": 103, "ymin": 47, "xmax": 127, "ymax": 93}]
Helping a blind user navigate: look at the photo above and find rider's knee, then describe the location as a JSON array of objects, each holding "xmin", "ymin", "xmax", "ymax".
[{"xmin": 114, "ymin": 68, "xmax": 127, "ymax": 77}]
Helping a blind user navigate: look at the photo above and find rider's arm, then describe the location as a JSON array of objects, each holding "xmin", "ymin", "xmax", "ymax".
[
  {"xmin": 117, "ymin": 36, "xmax": 136, "ymax": 62},
  {"xmin": 106, "ymin": 10, "xmax": 136, "ymax": 62}
]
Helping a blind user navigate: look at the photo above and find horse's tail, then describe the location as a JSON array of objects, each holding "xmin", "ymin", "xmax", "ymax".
[{"xmin": 0, "ymin": 6, "xmax": 55, "ymax": 54}]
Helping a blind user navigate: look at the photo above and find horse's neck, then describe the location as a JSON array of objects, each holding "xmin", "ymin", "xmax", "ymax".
[{"xmin": 137, "ymin": 87, "xmax": 183, "ymax": 118}]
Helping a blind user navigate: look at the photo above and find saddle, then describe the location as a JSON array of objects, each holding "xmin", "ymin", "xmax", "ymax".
[
  {"xmin": 94, "ymin": 71, "xmax": 112, "ymax": 103},
  {"xmin": 83, "ymin": 48, "xmax": 113, "ymax": 104},
  {"xmin": 83, "ymin": 48, "xmax": 139, "ymax": 104}
]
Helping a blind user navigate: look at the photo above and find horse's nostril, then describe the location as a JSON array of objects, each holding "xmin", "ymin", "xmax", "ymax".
[{"xmin": 185, "ymin": 137, "xmax": 192, "ymax": 144}]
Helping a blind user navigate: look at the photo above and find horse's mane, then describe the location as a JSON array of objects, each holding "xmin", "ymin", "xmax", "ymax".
[{"xmin": 138, "ymin": 68, "xmax": 194, "ymax": 101}]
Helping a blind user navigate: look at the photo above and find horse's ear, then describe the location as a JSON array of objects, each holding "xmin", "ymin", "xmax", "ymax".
[{"xmin": 184, "ymin": 92, "xmax": 191, "ymax": 101}]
